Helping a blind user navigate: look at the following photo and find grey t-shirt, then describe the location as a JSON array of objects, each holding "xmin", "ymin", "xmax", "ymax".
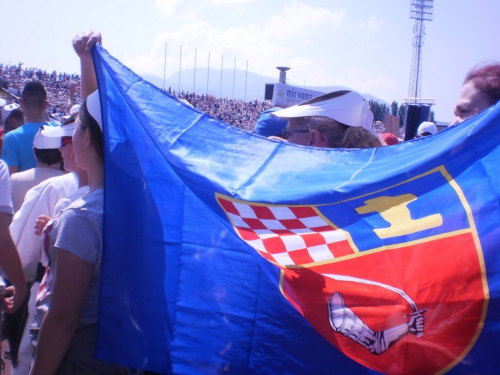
[{"xmin": 36, "ymin": 188, "xmax": 103, "ymax": 327}]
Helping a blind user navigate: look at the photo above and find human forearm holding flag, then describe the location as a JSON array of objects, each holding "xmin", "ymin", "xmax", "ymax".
[{"xmin": 72, "ymin": 30, "xmax": 100, "ymax": 100}]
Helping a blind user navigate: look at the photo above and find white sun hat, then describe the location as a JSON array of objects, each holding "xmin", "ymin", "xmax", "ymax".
[
  {"xmin": 86, "ymin": 90, "xmax": 102, "ymax": 130},
  {"xmin": 272, "ymin": 90, "xmax": 374, "ymax": 130},
  {"xmin": 41, "ymin": 121, "xmax": 75, "ymax": 138},
  {"xmin": 33, "ymin": 126, "xmax": 62, "ymax": 149}
]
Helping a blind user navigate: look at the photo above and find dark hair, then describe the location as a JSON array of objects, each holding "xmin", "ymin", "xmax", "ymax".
[
  {"xmin": 78, "ymin": 99, "xmax": 103, "ymax": 161},
  {"xmin": 289, "ymin": 116, "xmax": 383, "ymax": 149},
  {"xmin": 464, "ymin": 62, "xmax": 500, "ymax": 105},
  {"xmin": 21, "ymin": 81, "xmax": 47, "ymax": 111},
  {"xmin": 4, "ymin": 108, "xmax": 25, "ymax": 133},
  {"xmin": 34, "ymin": 148, "xmax": 62, "ymax": 166},
  {"xmin": 62, "ymin": 113, "xmax": 78, "ymax": 125}
]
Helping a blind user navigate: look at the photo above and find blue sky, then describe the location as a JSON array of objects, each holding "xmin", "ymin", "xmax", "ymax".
[{"xmin": 2, "ymin": 0, "xmax": 499, "ymax": 121}]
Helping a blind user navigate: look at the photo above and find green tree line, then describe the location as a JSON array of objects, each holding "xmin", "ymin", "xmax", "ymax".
[{"xmin": 369, "ymin": 100, "xmax": 434, "ymax": 127}]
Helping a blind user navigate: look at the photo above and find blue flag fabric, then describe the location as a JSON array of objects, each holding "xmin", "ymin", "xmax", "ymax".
[{"xmin": 93, "ymin": 44, "xmax": 500, "ymax": 375}]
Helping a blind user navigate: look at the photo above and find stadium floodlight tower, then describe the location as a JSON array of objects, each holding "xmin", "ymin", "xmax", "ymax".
[{"xmin": 407, "ymin": 0, "xmax": 434, "ymax": 105}]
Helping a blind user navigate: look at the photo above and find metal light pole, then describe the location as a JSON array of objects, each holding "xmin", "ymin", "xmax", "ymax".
[{"xmin": 407, "ymin": 0, "xmax": 434, "ymax": 104}]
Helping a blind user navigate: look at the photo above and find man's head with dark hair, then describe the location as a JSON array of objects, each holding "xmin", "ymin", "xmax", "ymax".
[
  {"xmin": 20, "ymin": 81, "xmax": 47, "ymax": 113},
  {"xmin": 33, "ymin": 148, "xmax": 62, "ymax": 166},
  {"xmin": 32, "ymin": 126, "xmax": 62, "ymax": 166},
  {"xmin": 4, "ymin": 108, "xmax": 25, "ymax": 133},
  {"xmin": 451, "ymin": 62, "xmax": 500, "ymax": 125}
]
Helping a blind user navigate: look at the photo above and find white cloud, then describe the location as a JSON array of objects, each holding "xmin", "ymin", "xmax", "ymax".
[
  {"xmin": 153, "ymin": 0, "xmax": 180, "ymax": 16},
  {"xmin": 353, "ymin": 15, "xmax": 383, "ymax": 32},
  {"xmin": 154, "ymin": 0, "xmax": 254, "ymax": 18},
  {"xmin": 127, "ymin": 2, "xmax": 394, "ymax": 100},
  {"xmin": 213, "ymin": 0, "xmax": 253, "ymax": 4},
  {"xmin": 265, "ymin": 3, "xmax": 346, "ymax": 43}
]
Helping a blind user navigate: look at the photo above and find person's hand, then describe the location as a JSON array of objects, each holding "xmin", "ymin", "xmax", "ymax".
[
  {"xmin": 34, "ymin": 215, "xmax": 50, "ymax": 236},
  {"xmin": 407, "ymin": 313, "xmax": 425, "ymax": 337},
  {"xmin": 2, "ymin": 284, "xmax": 27, "ymax": 314},
  {"xmin": 72, "ymin": 30, "xmax": 102, "ymax": 60}
]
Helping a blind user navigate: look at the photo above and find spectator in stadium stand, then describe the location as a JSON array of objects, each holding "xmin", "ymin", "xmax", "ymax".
[
  {"xmin": 30, "ymin": 30, "xmax": 135, "ymax": 375},
  {"xmin": 414, "ymin": 121, "xmax": 437, "ymax": 139},
  {"xmin": 0, "ymin": 97, "xmax": 6, "ymax": 120},
  {"xmin": 65, "ymin": 82, "xmax": 78, "ymax": 115},
  {"xmin": 0, "ymin": 160, "xmax": 27, "ymax": 315},
  {"xmin": 9, "ymin": 127, "xmax": 64, "ymax": 213},
  {"xmin": 3, "ymin": 105, "xmax": 25, "ymax": 133},
  {"xmin": 0, "ymin": 105, "xmax": 25, "ymax": 157},
  {"xmin": 272, "ymin": 90, "xmax": 383, "ymax": 149},
  {"xmin": 381, "ymin": 132, "xmax": 399, "ymax": 146},
  {"xmin": 8, "ymin": 116, "xmax": 87, "ymax": 375},
  {"xmin": 450, "ymin": 62, "xmax": 500, "ymax": 126},
  {"xmin": 1, "ymin": 61, "xmax": 278, "ymax": 134},
  {"xmin": 1, "ymin": 81, "xmax": 56, "ymax": 175},
  {"xmin": 255, "ymin": 107, "xmax": 288, "ymax": 139}
]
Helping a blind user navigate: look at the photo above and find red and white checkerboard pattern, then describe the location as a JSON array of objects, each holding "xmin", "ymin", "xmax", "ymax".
[{"xmin": 218, "ymin": 197, "xmax": 355, "ymax": 267}]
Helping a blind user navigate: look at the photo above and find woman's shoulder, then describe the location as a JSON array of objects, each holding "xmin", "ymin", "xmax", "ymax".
[{"xmin": 59, "ymin": 189, "xmax": 103, "ymax": 224}]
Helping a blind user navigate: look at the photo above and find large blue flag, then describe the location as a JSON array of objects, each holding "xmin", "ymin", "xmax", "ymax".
[{"xmin": 92, "ymin": 44, "xmax": 500, "ymax": 374}]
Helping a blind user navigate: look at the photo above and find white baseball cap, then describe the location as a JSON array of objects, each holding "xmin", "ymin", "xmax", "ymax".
[
  {"xmin": 1, "ymin": 103, "xmax": 20, "ymax": 124},
  {"xmin": 272, "ymin": 90, "xmax": 374, "ymax": 130},
  {"xmin": 33, "ymin": 126, "xmax": 62, "ymax": 149},
  {"xmin": 417, "ymin": 121, "xmax": 437, "ymax": 135},
  {"xmin": 41, "ymin": 122, "xmax": 75, "ymax": 138}
]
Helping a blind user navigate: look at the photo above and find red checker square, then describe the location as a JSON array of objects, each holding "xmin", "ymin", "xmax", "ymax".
[
  {"xmin": 243, "ymin": 218, "xmax": 268, "ymax": 230},
  {"xmin": 259, "ymin": 251, "xmax": 276, "ymax": 263},
  {"xmin": 279, "ymin": 219, "xmax": 307, "ymax": 230},
  {"xmin": 328, "ymin": 241, "xmax": 355, "ymax": 258},
  {"xmin": 238, "ymin": 227, "xmax": 260, "ymax": 241},
  {"xmin": 250, "ymin": 205, "xmax": 276, "ymax": 220},
  {"xmin": 288, "ymin": 249, "xmax": 315, "ymax": 265},
  {"xmin": 309, "ymin": 225, "xmax": 333, "ymax": 233},
  {"xmin": 218, "ymin": 198, "xmax": 239, "ymax": 216},
  {"xmin": 289, "ymin": 206, "xmax": 317, "ymax": 219},
  {"xmin": 262, "ymin": 236, "xmax": 287, "ymax": 254},
  {"xmin": 302, "ymin": 233, "xmax": 327, "ymax": 248}
]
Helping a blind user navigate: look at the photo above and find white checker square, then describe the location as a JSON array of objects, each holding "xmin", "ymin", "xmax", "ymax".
[
  {"xmin": 233, "ymin": 202, "xmax": 257, "ymax": 219},
  {"xmin": 268, "ymin": 206, "xmax": 296, "ymax": 220},
  {"xmin": 260, "ymin": 219, "xmax": 287, "ymax": 230},
  {"xmin": 320, "ymin": 230, "xmax": 347, "ymax": 244},
  {"xmin": 299, "ymin": 216, "xmax": 328, "ymax": 229},
  {"xmin": 289, "ymin": 228, "xmax": 314, "ymax": 235},
  {"xmin": 228, "ymin": 213, "xmax": 250, "ymax": 228},
  {"xmin": 280, "ymin": 234, "xmax": 306, "ymax": 251},
  {"xmin": 253, "ymin": 229, "xmax": 279, "ymax": 239},
  {"xmin": 307, "ymin": 244, "xmax": 335, "ymax": 262},
  {"xmin": 246, "ymin": 238, "xmax": 267, "ymax": 252},
  {"xmin": 272, "ymin": 252, "xmax": 296, "ymax": 266}
]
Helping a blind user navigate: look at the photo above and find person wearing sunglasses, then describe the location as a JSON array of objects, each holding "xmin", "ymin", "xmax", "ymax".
[{"xmin": 273, "ymin": 90, "xmax": 383, "ymax": 149}]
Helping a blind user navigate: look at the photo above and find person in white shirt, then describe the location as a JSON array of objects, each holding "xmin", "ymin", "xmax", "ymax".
[{"xmin": 10, "ymin": 127, "xmax": 64, "ymax": 213}]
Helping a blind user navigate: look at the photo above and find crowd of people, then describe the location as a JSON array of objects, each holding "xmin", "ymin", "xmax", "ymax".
[
  {"xmin": 1, "ymin": 63, "xmax": 397, "ymax": 135},
  {"xmin": 0, "ymin": 63, "xmax": 275, "ymax": 132},
  {"xmin": 0, "ymin": 64, "xmax": 80, "ymax": 118},
  {"xmin": 173, "ymin": 91, "xmax": 274, "ymax": 132},
  {"xmin": 0, "ymin": 27, "xmax": 499, "ymax": 375}
]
